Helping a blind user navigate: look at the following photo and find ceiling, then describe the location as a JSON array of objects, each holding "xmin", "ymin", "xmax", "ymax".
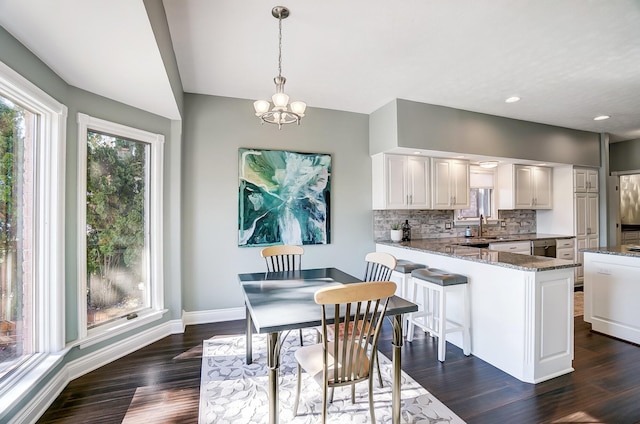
[{"xmin": 1, "ymin": 0, "xmax": 640, "ymax": 141}]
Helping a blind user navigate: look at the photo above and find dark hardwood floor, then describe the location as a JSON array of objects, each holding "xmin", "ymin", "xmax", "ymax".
[{"xmin": 37, "ymin": 316, "xmax": 640, "ymax": 424}]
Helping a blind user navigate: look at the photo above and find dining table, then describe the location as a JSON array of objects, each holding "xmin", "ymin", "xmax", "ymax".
[{"xmin": 238, "ymin": 267, "xmax": 418, "ymax": 424}]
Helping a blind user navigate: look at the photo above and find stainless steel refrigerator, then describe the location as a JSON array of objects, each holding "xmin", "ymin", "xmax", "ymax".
[{"xmin": 620, "ymin": 174, "xmax": 640, "ymax": 225}]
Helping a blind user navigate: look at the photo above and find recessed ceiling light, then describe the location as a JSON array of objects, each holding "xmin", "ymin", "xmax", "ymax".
[
  {"xmin": 593, "ymin": 115, "xmax": 610, "ymax": 121},
  {"xmin": 413, "ymin": 151, "xmax": 421, "ymax": 155},
  {"xmin": 505, "ymin": 96, "xmax": 521, "ymax": 103},
  {"xmin": 455, "ymin": 155, "xmax": 466, "ymax": 159}
]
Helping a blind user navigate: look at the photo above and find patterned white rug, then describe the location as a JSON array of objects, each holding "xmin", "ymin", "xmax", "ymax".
[{"xmin": 198, "ymin": 330, "xmax": 466, "ymax": 424}]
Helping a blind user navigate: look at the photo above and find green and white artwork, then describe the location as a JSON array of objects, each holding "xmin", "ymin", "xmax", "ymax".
[{"xmin": 238, "ymin": 148, "xmax": 332, "ymax": 247}]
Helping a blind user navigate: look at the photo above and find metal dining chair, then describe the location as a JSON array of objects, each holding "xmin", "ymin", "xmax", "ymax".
[
  {"xmin": 293, "ymin": 281, "xmax": 396, "ymax": 423},
  {"xmin": 325, "ymin": 251, "xmax": 397, "ymax": 388},
  {"xmin": 260, "ymin": 245, "xmax": 306, "ymax": 344}
]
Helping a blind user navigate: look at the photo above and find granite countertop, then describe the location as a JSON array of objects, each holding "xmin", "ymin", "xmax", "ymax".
[
  {"xmin": 444, "ymin": 233, "xmax": 574, "ymax": 246},
  {"xmin": 580, "ymin": 245, "xmax": 640, "ymax": 258},
  {"xmin": 378, "ymin": 235, "xmax": 580, "ymax": 272}
]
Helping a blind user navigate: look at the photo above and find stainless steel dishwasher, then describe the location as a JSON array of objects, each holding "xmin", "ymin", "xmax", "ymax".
[{"xmin": 531, "ymin": 239, "xmax": 556, "ymax": 257}]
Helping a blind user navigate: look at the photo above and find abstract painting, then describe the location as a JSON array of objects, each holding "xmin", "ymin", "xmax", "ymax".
[{"xmin": 238, "ymin": 148, "xmax": 331, "ymax": 247}]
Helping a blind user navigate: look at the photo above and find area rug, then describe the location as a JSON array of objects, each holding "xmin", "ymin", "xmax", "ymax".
[{"xmin": 198, "ymin": 330, "xmax": 466, "ymax": 423}]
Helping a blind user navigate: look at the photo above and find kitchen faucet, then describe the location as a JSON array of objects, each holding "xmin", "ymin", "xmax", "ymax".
[{"xmin": 479, "ymin": 214, "xmax": 486, "ymax": 236}]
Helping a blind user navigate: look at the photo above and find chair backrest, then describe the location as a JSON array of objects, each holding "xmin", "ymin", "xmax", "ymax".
[
  {"xmin": 363, "ymin": 252, "xmax": 397, "ymax": 282},
  {"xmin": 260, "ymin": 245, "xmax": 304, "ymax": 272},
  {"xmin": 314, "ymin": 281, "xmax": 396, "ymax": 386}
]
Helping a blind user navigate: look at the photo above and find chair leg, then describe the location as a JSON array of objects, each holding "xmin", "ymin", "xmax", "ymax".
[
  {"xmin": 322, "ymin": 383, "xmax": 328, "ymax": 424},
  {"xmin": 293, "ymin": 363, "xmax": 302, "ymax": 416},
  {"xmin": 375, "ymin": 351, "xmax": 384, "ymax": 388},
  {"xmin": 299, "ymin": 328, "xmax": 304, "ymax": 346},
  {"xmin": 368, "ymin": 374, "xmax": 376, "ymax": 423},
  {"xmin": 329, "ymin": 386, "xmax": 334, "ymax": 403},
  {"xmin": 351, "ymin": 383, "xmax": 355, "ymax": 404},
  {"xmin": 438, "ymin": 289, "xmax": 447, "ymax": 362}
]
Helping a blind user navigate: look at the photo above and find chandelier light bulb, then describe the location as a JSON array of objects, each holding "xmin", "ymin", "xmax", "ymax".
[
  {"xmin": 290, "ymin": 101, "xmax": 306, "ymax": 116},
  {"xmin": 272, "ymin": 92, "xmax": 289, "ymax": 108},
  {"xmin": 253, "ymin": 100, "xmax": 270, "ymax": 115}
]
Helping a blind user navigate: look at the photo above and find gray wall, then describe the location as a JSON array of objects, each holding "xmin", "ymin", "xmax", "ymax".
[
  {"xmin": 371, "ymin": 99, "xmax": 601, "ymax": 166},
  {"xmin": 610, "ymin": 138, "xmax": 640, "ymax": 172},
  {"xmin": 181, "ymin": 94, "xmax": 372, "ymax": 312}
]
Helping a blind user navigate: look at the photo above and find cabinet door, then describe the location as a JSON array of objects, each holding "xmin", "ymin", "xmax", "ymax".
[
  {"xmin": 385, "ymin": 155, "xmax": 408, "ymax": 209},
  {"xmin": 586, "ymin": 170, "xmax": 598, "ymax": 192},
  {"xmin": 532, "ymin": 166, "xmax": 552, "ymax": 209},
  {"xmin": 586, "ymin": 192, "xmax": 599, "ymax": 236},
  {"xmin": 514, "ymin": 166, "xmax": 534, "ymax": 208},
  {"xmin": 574, "ymin": 193, "xmax": 588, "ymax": 238},
  {"xmin": 451, "ymin": 160, "xmax": 470, "ymax": 208},
  {"xmin": 574, "ymin": 168, "xmax": 598, "ymax": 193},
  {"xmin": 431, "ymin": 158, "xmax": 453, "ymax": 209},
  {"xmin": 407, "ymin": 156, "xmax": 430, "ymax": 209}
]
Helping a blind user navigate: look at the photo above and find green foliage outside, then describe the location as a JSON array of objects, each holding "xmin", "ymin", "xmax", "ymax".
[{"xmin": 86, "ymin": 131, "xmax": 147, "ymax": 319}]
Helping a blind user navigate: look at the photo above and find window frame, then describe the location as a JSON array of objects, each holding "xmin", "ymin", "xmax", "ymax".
[
  {"xmin": 455, "ymin": 166, "xmax": 499, "ymax": 226},
  {"xmin": 0, "ymin": 60, "xmax": 66, "ymax": 409},
  {"xmin": 76, "ymin": 113, "xmax": 165, "ymax": 346}
]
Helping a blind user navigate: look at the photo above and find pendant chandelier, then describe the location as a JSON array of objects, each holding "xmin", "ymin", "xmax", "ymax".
[{"xmin": 253, "ymin": 6, "xmax": 306, "ymax": 129}]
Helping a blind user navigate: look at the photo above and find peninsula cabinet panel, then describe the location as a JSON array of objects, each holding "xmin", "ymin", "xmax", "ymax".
[
  {"xmin": 372, "ymin": 153, "xmax": 430, "ymax": 209},
  {"xmin": 431, "ymin": 158, "xmax": 470, "ymax": 209},
  {"xmin": 498, "ymin": 164, "xmax": 553, "ymax": 210}
]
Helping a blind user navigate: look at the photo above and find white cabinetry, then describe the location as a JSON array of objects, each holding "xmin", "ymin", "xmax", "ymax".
[
  {"xmin": 622, "ymin": 231, "xmax": 640, "ymax": 244},
  {"xmin": 372, "ymin": 154, "xmax": 430, "ymax": 210},
  {"xmin": 574, "ymin": 191, "xmax": 599, "ymax": 282},
  {"xmin": 488, "ymin": 241, "xmax": 531, "ymax": 254},
  {"xmin": 497, "ymin": 164, "xmax": 552, "ymax": 209},
  {"xmin": 431, "ymin": 158, "xmax": 470, "ymax": 209},
  {"xmin": 574, "ymin": 168, "xmax": 598, "ymax": 193},
  {"xmin": 556, "ymin": 238, "xmax": 575, "ymax": 261}
]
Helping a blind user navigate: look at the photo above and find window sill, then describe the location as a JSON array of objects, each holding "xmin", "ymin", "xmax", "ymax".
[
  {"xmin": 77, "ymin": 309, "xmax": 168, "ymax": 350},
  {"xmin": 0, "ymin": 352, "xmax": 66, "ymax": 420}
]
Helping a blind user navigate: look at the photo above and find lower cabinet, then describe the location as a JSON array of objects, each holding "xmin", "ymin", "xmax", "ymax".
[{"xmin": 489, "ymin": 241, "xmax": 531, "ymax": 255}]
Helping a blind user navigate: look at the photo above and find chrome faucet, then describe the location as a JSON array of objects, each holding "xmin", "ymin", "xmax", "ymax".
[{"xmin": 479, "ymin": 214, "xmax": 485, "ymax": 237}]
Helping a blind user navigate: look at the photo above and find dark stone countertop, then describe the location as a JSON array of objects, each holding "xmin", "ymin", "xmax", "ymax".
[{"xmin": 377, "ymin": 234, "xmax": 580, "ymax": 272}]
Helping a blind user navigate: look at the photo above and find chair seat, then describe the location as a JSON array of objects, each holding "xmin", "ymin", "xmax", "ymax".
[
  {"xmin": 394, "ymin": 260, "xmax": 426, "ymax": 274},
  {"xmin": 295, "ymin": 341, "xmax": 370, "ymax": 387},
  {"xmin": 411, "ymin": 268, "xmax": 468, "ymax": 286}
]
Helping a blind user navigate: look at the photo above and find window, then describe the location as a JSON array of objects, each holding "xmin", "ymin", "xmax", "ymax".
[
  {"xmin": 0, "ymin": 60, "xmax": 66, "ymax": 390},
  {"xmin": 77, "ymin": 114, "xmax": 164, "ymax": 342},
  {"xmin": 456, "ymin": 166, "xmax": 497, "ymax": 223}
]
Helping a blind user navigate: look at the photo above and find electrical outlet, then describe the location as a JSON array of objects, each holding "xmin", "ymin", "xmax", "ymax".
[
  {"xmin": 500, "ymin": 220, "xmax": 506, "ymax": 227},
  {"xmin": 445, "ymin": 221, "xmax": 452, "ymax": 230}
]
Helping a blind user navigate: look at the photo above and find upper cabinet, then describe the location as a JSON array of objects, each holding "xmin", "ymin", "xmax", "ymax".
[
  {"xmin": 498, "ymin": 164, "xmax": 553, "ymax": 209},
  {"xmin": 431, "ymin": 158, "xmax": 470, "ymax": 209},
  {"xmin": 574, "ymin": 168, "xmax": 598, "ymax": 193},
  {"xmin": 372, "ymin": 154, "xmax": 430, "ymax": 209}
]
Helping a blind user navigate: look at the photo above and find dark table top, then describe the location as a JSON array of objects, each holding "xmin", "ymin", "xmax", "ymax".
[{"xmin": 238, "ymin": 267, "xmax": 418, "ymax": 334}]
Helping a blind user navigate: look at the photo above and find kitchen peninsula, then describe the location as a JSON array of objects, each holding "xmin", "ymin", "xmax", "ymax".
[
  {"xmin": 378, "ymin": 237, "xmax": 579, "ymax": 384},
  {"xmin": 582, "ymin": 246, "xmax": 640, "ymax": 345}
]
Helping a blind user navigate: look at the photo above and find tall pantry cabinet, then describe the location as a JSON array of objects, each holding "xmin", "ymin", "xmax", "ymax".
[{"xmin": 574, "ymin": 168, "xmax": 599, "ymax": 284}]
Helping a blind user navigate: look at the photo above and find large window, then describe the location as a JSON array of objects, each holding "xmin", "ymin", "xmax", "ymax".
[
  {"xmin": 77, "ymin": 114, "xmax": 164, "ymax": 341},
  {"xmin": 0, "ymin": 61, "xmax": 66, "ymax": 391}
]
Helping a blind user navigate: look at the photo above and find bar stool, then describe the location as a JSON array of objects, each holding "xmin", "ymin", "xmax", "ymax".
[
  {"xmin": 391, "ymin": 259, "xmax": 426, "ymax": 299},
  {"xmin": 406, "ymin": 268, "xmax": 471, "ymax": 362}
]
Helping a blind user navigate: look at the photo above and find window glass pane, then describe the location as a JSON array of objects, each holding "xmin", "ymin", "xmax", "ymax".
[
  {"xmin": 86, "ymin": 131, "xmax": 149, "ymax": 328},
  {"xmin": 458, "ymin": 188, "xmax": 492, "ymax": 219},
  {"xmin": 0, "ymin": 96, "xmax": 34, "ymax": 379}
]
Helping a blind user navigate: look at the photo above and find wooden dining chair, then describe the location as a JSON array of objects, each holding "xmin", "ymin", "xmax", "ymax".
[
  {"xmin": 326, "ymin": 251, "xmax": 397, "ymax": 388},
  {"xmin": 293, "ymin": 281, "xmax": 396, "ymax": 423},
  {"xmin": 261, "ymin": 245, "xmax": 304, "ymax": 272},
  {"xmin": 260, "ymin": 244, "xmax": 306, "ymax": 344}
]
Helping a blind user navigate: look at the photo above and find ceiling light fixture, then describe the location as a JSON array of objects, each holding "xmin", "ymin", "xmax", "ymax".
[
  {"xmin": 593, "ymin": 115, "xmax": 610, "ymax": 121},
  {"xmin": 505, "ymin": 96, "xmax": 521, "ymax": 103},
  {"xmin": 253, "ymin": 6, "xmax": 306, "ymax": 129},
  {"xmin": 479, "ymin": 161, "xmax": 499, "ymax": 168}
]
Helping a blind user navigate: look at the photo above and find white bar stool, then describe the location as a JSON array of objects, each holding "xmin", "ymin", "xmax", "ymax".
[
  {"xmin": 391, "ymin": 260, "xmax": 426, "ymax": 299},
  {"xmin": 406, "ymin": 268, "xmax": 471, "ymax": 362}
]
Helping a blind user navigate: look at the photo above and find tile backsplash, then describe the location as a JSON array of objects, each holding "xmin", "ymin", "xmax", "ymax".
[{"xmin": 373, "ymin": 209, "xmax": 537, "ymax": 241}]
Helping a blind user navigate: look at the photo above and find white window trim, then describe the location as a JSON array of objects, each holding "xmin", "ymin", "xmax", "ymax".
[
  {"xmin": 0, "ymin": 60, "xmax": 66, "ymax": 413},
  {"xmin": 76, "ymin": 113, "xmax": 164, "ymax": 345}
]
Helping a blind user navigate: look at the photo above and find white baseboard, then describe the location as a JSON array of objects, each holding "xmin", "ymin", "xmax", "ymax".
[
  {"xmin": 182, "ymin": 307, "xmax": 244, "ymax": 325},
  {"xmin": 10, "ymin": 318, "xmax": 184, "ymax": 424}
]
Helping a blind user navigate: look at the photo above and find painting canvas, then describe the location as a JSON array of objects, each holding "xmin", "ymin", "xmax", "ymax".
[{"xmin": 238, "ymin": 148, "xmax": 332, "ymax": 247}]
